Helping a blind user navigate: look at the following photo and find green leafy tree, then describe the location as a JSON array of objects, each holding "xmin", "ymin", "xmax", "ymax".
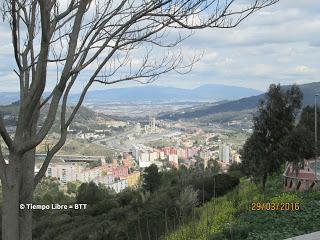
[
  {"xmin": 207, "ymin": 158, "xmax": 221, "ymax": 175},
  {"xmin": 241, "ymin": 84, "xmax": 303, "ymax": 189},
  {"xmin": 284, "ymin": 127, "xmax": 314, "ymax": 174},
  {"xmin": 33, "ymin": 177, "xmax": 72, "ymax": 205},
  {"xmin": 240, "ymin": 132, "xmax": 266, "ymax": 184},
  {"xmin": 142, "ymin": 164, "xmax": 161, "ymax": 193},
  {"xmin": 67, "ymin": 181, "xmax": 81, "ymax": 194},
  {"xmin": 228, "ymin": 162, "xmax": 245, "ymax": 179},
  {"xmin": 298, "ymin": 105, "xmax": 320, "ymax": 155},
  {"xmin": 76, "ymin": 182, "xmax": 107, "ymax": 205}
]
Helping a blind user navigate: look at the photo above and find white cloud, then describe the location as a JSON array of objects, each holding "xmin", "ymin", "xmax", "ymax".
[
  {"xmin": 294, "ymin": 65, "xmax": 316, "ymax": 74},
  {"xmin": 0, "ymin": 0, "xmax": 319, "ymax": 92}
]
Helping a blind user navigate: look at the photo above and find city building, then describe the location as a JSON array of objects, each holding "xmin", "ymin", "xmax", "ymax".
[
  {"xmin": 283, "ymin": 160, "xmax": 320, "ymax": 192},
  {"xmin": 107, "ymin": 179, "xmax": 128, "ymax": 193},
  {"xmin": 93, "ymin": 175, "xmax": 114, "ymax": 185},
  {"xmin": 169, "ymin": 154, "xmax": 179, "ymax": 168},
  {"xmin": 232, "ymin": 153, "xmax": 241, "ymax": 164},
  {"xmin": 111, "ymin": 166, "xmax": 128, "ymax": 179},
  {"xmin": 46, "ymin": 163, "xmax": 85, "ymax": 183},
  {"xmin": 219, "ymin": 144, "xmax": 230, "ymax": 164},
  {"xmin": 123, "ymin": 171, "xmax": 140, "ymax": 188},
  {"xmin": 149, "ymin": 151, "xmax": 158, "ymax": 162}
]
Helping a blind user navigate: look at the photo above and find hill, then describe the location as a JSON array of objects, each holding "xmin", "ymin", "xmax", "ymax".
[
  {"xmin": 160, "ymin": 82, "xmax": 320, "ymax": 120},
  {"xmin": 0, "ymin": 102, "xmax": 113, "ymax": 128},
  {"xmin": 166, "ymin": 175, "xmax": 320, "ymax": 240},
  {"xmin": 0, "ymin": 84, "xmax": 262, "ymax": 105},
  {"xmin": 72, "ymin": 84, "xmax": 262, "ymax": 103},
  {"xmin": 0, "ymin": 92, "xmax": 19, "ymax": 105}
]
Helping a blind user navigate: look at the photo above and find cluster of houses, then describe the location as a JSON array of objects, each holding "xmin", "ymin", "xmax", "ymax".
[{"xmin": 46, "ymin": 159, "xmax": 140, "ymax": 193}]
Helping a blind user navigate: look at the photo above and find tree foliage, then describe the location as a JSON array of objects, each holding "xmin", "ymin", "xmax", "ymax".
[
  {"xmin": 240, "ymin": 84, "xmax": 303, "ymax": 188},
  {"xmin": 142, "ymin": 164, "xmax": 161, "ymax": 193},
  {"xmin": 284, "ymin": 127, "xmax": 314, "ymax": 172},
  {"xmin": 76, "ymin": 182, "xmax": 109, "ymax": 205},
  {"xmin": 298, "ymin": 105, "xmax": 320, "ymax": 154},
  {"xmin": 30, "ymin": 166, "xmax": 239, "ymax": 240}
]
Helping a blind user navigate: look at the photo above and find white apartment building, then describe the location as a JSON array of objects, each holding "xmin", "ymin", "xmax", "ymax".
[
  {"xmin": 219, "ymin": 144, "xmax": 230, "ymax": 164},
  {"xmin": 46, "ymin": 163, "xmax": 84, "ymax": 183},
  {"xmin": 159, "ymin": 151, "xmax": 165, "ymax": 160},
  {"xmin": 106, "ymin": 179, "xmax": 128, "ymax": 193},
  {"xmin": 169, "ymin": 154, "xmax": 178, "ymax": 165},
  {"xmin": 79, "ymin": 167, "xmax": 103, "ymax": 182},
  {"xmin": 149, "ymin": 151, "xmax": 158, "ymax": 162},
  {"xmin": 93, "ymin": 175, "xmax": 114, "ymax": 185}
]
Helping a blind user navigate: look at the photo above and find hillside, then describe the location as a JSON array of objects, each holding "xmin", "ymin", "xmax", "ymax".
[
  {"xmin": 30, "ymin": 168, "xmax": 239, "ymax": 240},
  {"xmin": 160, "ymin": 82, "xmax": 320, "ymax": 120},
  {"xmin": 166, "ymin": 175, "xmax": 320, "ymax": 240},
  {"xmin": 0, "ymin": 102, "xmax": 113, "ymax": 129}
]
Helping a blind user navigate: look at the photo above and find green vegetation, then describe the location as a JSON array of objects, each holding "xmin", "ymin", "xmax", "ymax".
[
  {"xmin": 166, "ymin": 176, "xmax": 320, "ymax": 240},
  {"xmin": 298, "ymin": 105, "xmax": 320, "ymax": 153},
  {"xmin": 142, "ymin": 164, "xmax": 161, "ymax": 193},
  {"xmin": 241, "ymin": 84, "xmax": 304, "ymax": 188},
  {"xmin": 172, "ymin": 84, "xmax": 320, "ymax": 240},
  {"xmin": 29, "ymin": 165, "xmax": 239, "ymax": 240},
  {"xmin": 199, "ymin": 109, "xmax": 255, "ymax": 125},
  {"xmin": 162, "ymin": 84, "xmax": 320, "ymax": 240}
]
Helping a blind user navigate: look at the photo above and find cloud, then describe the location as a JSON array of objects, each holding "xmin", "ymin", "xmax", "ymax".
[
  {"xmin": 294, "ymin": 65, "xmax": 317, "ymax": 74},
  {"xmin": 0, "ymin": 0, "xmax": 319, "ymax": 92}
]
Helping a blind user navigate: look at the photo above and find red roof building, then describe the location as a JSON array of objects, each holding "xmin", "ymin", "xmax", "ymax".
[{"xmin": 283, "ymin": 160, "xmax": 319, "ymax": 192}]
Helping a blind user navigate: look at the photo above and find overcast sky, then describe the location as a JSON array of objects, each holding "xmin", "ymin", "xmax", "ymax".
[{"xmin": 0, "ymin": 0, "xmax": 319, "ymax": 92}]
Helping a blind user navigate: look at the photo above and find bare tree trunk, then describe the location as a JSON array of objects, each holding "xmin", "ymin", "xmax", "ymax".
[
  {"xmin": 1, "ymin": 153, "xmax": 35, "ymax": 240},
  {"xmin": 2, "ymin": 107, "xmax": 38, "ymax": 240},
  {"xmin": 2, "ymin": 161, "xmax": 21, "ymax": 240},
  {"xmin": 19, "ymin": 150, "xmax": 36, "ymax": 240},
  {"xmin": 262, "ymin": 173, "xmax": 268, "ymax": 191}
]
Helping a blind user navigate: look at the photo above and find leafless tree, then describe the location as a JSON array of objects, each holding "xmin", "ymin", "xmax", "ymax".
[{"xmin": 0, "ymin": 0, "xmax": 278, "ymax": 239}]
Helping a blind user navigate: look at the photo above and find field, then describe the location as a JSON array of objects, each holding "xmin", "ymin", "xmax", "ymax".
[{"xmin": 37, "ymin": 137, "xmax": 114, "ymax": 156}]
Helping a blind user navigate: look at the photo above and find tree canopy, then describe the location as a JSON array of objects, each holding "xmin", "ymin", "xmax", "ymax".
[
  {"xmin": 241, "ymin": 84, "xmax": 303, "ymax": 188},
  {"xmin": 142, "ymin": 164, "xmax": 161, "ymax": 193}
]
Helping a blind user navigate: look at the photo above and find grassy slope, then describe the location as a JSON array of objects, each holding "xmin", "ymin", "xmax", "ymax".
[{"xmin": 165, "ymin": 176, "xmax": 320, "ymax": 240}]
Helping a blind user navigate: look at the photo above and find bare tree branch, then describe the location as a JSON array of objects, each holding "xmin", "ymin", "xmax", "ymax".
[
  {"xmin": 1, "ymin": 0, "xmax": 279, "ymax": 188},
  {"xmin": 0, "ymin": 115, "xmax": 14, "ymax": 152},
  {"xmin": 0, "ymin": 142, "xmax": 7, "ymax": 183}
]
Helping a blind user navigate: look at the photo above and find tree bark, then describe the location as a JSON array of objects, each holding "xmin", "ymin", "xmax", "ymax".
[
  {"xmin": 2, "ymin": 106, "xmax": 38, "ymax": 240},
  {"xmin": 18, "ymin": 105, "xmax": 38, "ymax": 240},
  {"xmin": 19, "ymin": 150, "xmax": 36, "ymax": 240},
  {"xmin": 1, "ymin": 151, "xmax": 35, "ymax": 240},
  {"xmin": 2, "ymin": 161, "xmax": 21, "ymax": 240},
  {"xmin": 262, "ymin": 173, "xmax": 268, "ymax": 191}
]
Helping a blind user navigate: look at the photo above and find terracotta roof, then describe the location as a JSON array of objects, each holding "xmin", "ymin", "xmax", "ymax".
[{"xmin": 284, "ymin": 165, "xmax": 317, "ymax": 181}]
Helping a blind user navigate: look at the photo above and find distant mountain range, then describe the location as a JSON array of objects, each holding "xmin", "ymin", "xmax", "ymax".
[
  {"xmin": 0, "ymin": 84, "xmax": 263, "ymax": 105},
  {"xmin": 160, "ymin": 82, "xmax": 320, "ymax": 120},
  {"xmin": 69, "ymin": 84, "xmax": 262, "ymax": 104}
]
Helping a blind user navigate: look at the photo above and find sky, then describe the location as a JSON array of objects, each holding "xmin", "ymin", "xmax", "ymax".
[{"xmin": 0, "ymin": 0, "xmax": 319, "ymax": 92}]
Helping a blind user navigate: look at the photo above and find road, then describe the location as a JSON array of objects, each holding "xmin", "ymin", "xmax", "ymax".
[{"xmin": 92, "ymin": 127, "xmax": 177, "ymax": 152}]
